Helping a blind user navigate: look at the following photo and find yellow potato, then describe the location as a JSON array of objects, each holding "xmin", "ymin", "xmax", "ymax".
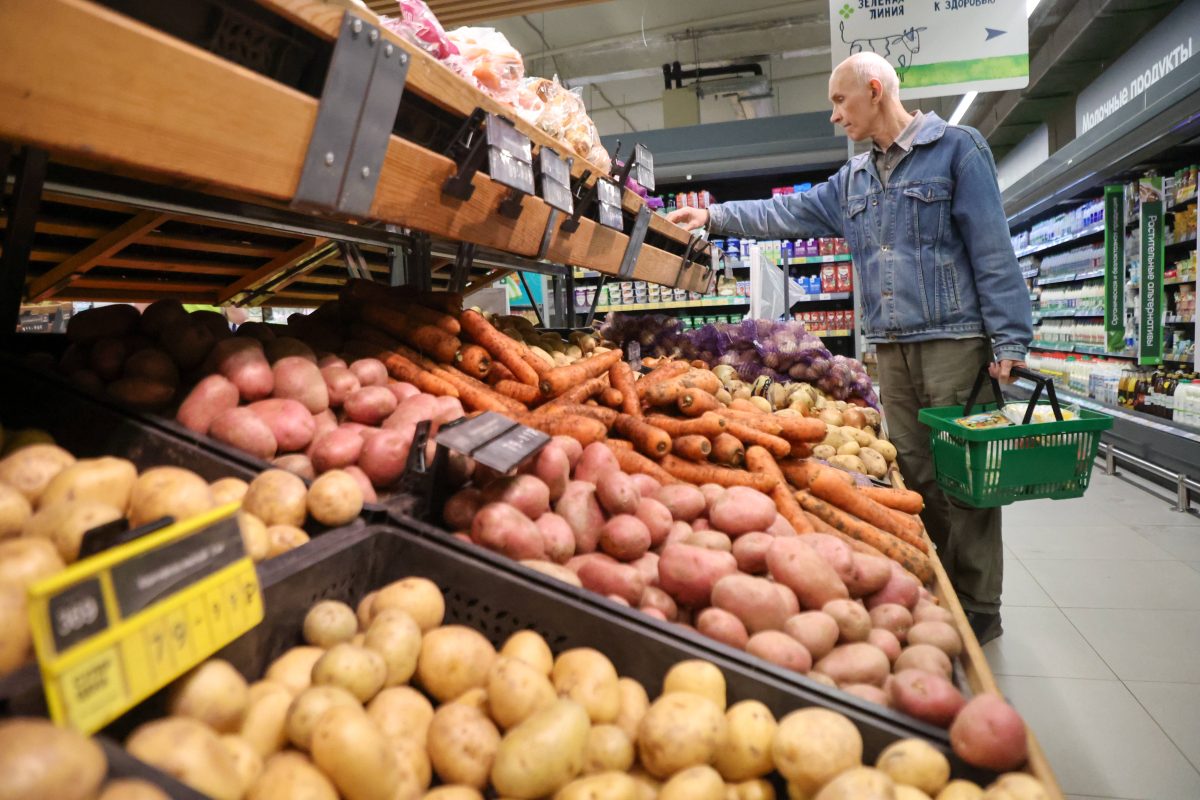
[
  {"xmin": 876, "ymin": 739, "xmax": 951, "ymax": 796},
  {"xmin": 814, "ymin": 767, "xmax": 894, "ymax": 800},
  {"xmin": 247, "ymin": 679, "xmax": 292, "ymax": 704},
  {"xmin": 167, "ymin": 658, "xmax": 249, "ymax": 733},
  {"xmin": 23, "ymin": 499, "xmax": 122, "ymax": 562},
  {"xmin": 0, "ymin": 443, "xmax": 75, "ymax": 503},
  {"xmin": 637, "ymin": 692, "xmax": 726, "ymax": 779},
  {"xmin": 659, "ymin": 765, "xmax": 724, "ymax": 800},
  {"xmin": 936, "ymin": 781, "xmax": 984, "ymax": 800},
  {"xmin": 365, "ymin": 609, "xmax": 423, "ymax": 687},
  {"xmin": 303, "ymin": 600, "xmax": 358, "ymax": 648},
  {"xmin": 210, "ymin": 477, "xmax": 250, "ymax": 506},
  {"xmin": 357, "ymin": 591, "xmax": 378, "ymax": 630},
  {"xmin": 491, "ymin": 698, "xmax": 591, "ymax": 798},
  {"xmin": 98, "ymin": 778, "xmax": 171, "ymax": 800},
  {"xmin": 417, "ymin": 625, "xmax": 496, "ymax": 703},
  {"xmin": 858, "ymin": 448, "xmax": 888, "ymax": 479},
  {"xmin": 126, "ymin": 717, "xmax": 243, "ymax": 800},
  {"xmin": 772, "ymin": 708, "xmax": 863, "ymax": 795},
  {"xmin": 982, "ymin": 773, "xmax": 1049, "ymax": 800},
  {"xmin": 128, "ymin": 466, "xmax": 214, "ymax": 527},
  {"xmin": 242, "ymin": 469, "xmax": 308, "ymax": 528},
  {"xmin": 553, "ymin": 771, "xmax": 639, "ymax": 800},
  {"xmin": 0, "ymin": 717, "xmax": 106, "ymax": 800},
  {"xmin": 265, "ymin": 646, "xmax": 324, "ymax": 695},
  {"xmin": 220, "ymin": 734, "xmax": 264, "ymax": 796},
  {"xmin": 663, "ymin": 660, "xmax": 727, "ymax": 710},
  {"xmin": 628, "ymin": 768, "xmax": 661, "ymax": 800},
  {"xmin": 714, "ymin": 700, "xmax": 777, "ymax": 781},
  {"xmin": 583, "ymin": 724, "xmax": 635, "ymax": 774},
  {"xmin": 39, "ymin": 456, "xmax": 137, "ymax": 512},
  {"xmin": 487, "ymin": 656, "xmax": 558, "ymax": 730},
  {"xmin": 552, "ymin": 648, "xmax": 621, "ymax": 724},
  {"xmin": 238, "ymin": 512, "xmax": 270, "ymax": 562},
  {"xmin": 373, "ymin": 577, "xmax": 445, "ymax": 632},
  {"xmin": 368, "ymin": 686, "xmax": 436, "ymax": 747},
  {"xmin": 266, "ymin": 524, "xmax": 310, "ymax": 558},
  {"xmin": 0, "ymin": 587, "xmax": 34, "ymax": 676},
  {"xmin": 871, "ymin": 440, "xmax": 898, "ymax": 462},
  {"xmin": 500, "ymin": 629, "xmax": 554, "ymax": 676},
  {"xmin": 393, "ymin": 734, "xmax": 434, "ymax": 800},
  {"xmin": 614, "ymin": 677, "xmax": 649, "ymax": 742},
  {"xmin": 427, "ymin": 701, "xmax": 501, "ymax": 789},
  {"xmin": 421, "ymin": 788, "xmax": 484, "ymax": 800},
  {"xmin": 312, "ymin": 705, "xmax": 402, "ymax": 800},
  {"xmin": 307, "ymin": 470, "xmax": 365, "ymax": 527},
  {"xmin": 897, "ymin": 787, "xmax": 935, "ymax": 800},
  {"xmin": 240, "ymin": 688, "xmax": 292, "ymax": 758},
  {"xmin": 0, "ymin": 483, "xmax": 32, "ymax": 539},
  {"xmin": 0, "ymin": 537, "xmax": 64, "ymax": 588},
  {"xmin": 285, "ymin": 685, "xmax": 362, "ymax": 751},
  {"xmin": 452, "ymin": 686, "xmax": 490, "ymax": 713},
  {"xmin": 726, "ymin": 779, "xmax": 777, "ymax": 800},
  {"xmin": 311, "ymin": 643, "xmax": 387, "ymax": 703},
  {"xmin": 248, "ymin": 751, "xmax": 338, "ymax": 800}
]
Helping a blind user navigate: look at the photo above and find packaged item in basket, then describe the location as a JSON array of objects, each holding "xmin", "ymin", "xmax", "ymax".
[
  {"xmin": 821, "ymin": 264, "xmax": 838, "ymax": 293},
  {"xmin": 836, "ymin": 261, "xmax": 853, "ymax": 292},
  {"xmin": 1001, "ymin": 403, "xmax": 1078, "ymax": 426},
  {"xmin": 954, "ymin": 410, "xmax": 1013, "ymax": 430},
  {"xmin": 379, "ymin": 0, "xmax": 459, "ymax": 60},
  {"xmin": 446, "ymin": 27, "xmax": 525, "ymax": 107}
]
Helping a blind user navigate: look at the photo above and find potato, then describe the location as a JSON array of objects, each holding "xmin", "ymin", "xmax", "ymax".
[
  {"xmin": 312, "ymin": 643, "xmax": 386, "ymax": 702},
  {"xmin": 374, "ymin": 577, "xmax": 445, "ymax": 632},
  {"xmin": 552, "ymin": 648, "xmax": 621, "ymax": 724},
  {"xmin": 265, "ymin": 646, "xmax": 324, "ymax": 694},
  {"xmin": 654, "ymin": 484, "xmax": 707, "ymax": 522},
  {"xmin": 247, "ymin": 398, "xmax": 317, "ymax": 453},
  {"xmin": 208, "ymin": 477, "xmax": 248, "ymax": 507},
  {"xmin": 600, "ymin": 514, "xmax": 652, "ymax": 561},
  {"xmin": 714, "ymin": 700, "xmax": 777, "ymax": 781},
  {"xmin": 127, "ymin": 717, "xmax": 243, "ymax": 800},
  {"xmin": 487, "ymin": 656, "xmax": 557, "ymax": 730},
  {"xmin": 242, "ymin": 469, "xmax": 307, "ymax": 528},
  {"xmin": 658, "ymin": 543, "xmax": 739, "ymax": 608},
  {"xmin": 23, "ymin": 499, "xmax": 122, "ymax": 562},
  {"xmin": 427, "ymin": 702, "xmax": 501, "ymax": 789},
  {"xmin": 0, "ymin": 443, "xmax": 75, "ymax": 503},
  {"xmin": 266, "ymin": 524, "xmax": 309, "ymax": 558},
  {"xmin": 637, "ymin": 692, "xmax": 726, "ymax": 778},
  {"xmin": 640, "ymin": 585, "xmax": 677, "ymax": 620},
  {"xmin": 575, "ymin": 556, "xmax": 646, "ymax": 607},
  {"xmin": 209, "ymin": 339, "xmax": 273, "ymax": 401},
  {"xmin": 305, "ymin": 470, "xmax": 364, "ymax": 527},
  {"xmin": 663, "ymin": 660, "xmax": 726, "ymax": 710},
  {"xmin": 711, "ymin": 574, "xmax": 788, "ymax": 635},
  {"xmin": 844, "ymin": 554, "xmax": 893, "ymax": 598},
  {"xmin": 658, "ymin": 765, "xmax": 724, "ymax": 800},
  {"xmin": 0, "ymin": 483, "xmax": 32, "ymax": 539},
  {"xmin": 500, "ymin": 630, "xmax": 553, "ymax": 675},
  {"xmin": 913, "ymin": 601, "xmax": 955, "ymax": 625},
  {"xmin": 871, "ymin": 440, "xmax": 898, "ymax": 462},
  {"xmin": 779, "ymin": 611, "xmax": 837, "ymax": 661},
  {"xmin": 491, "ymin": 698, "xmax": 591, "ymax": 797},
  {"xmin": 583, "ymin": 724, "xmax": 635, "ymax": 774},
  {"xmin": 822, "ymin": 599, "xmax": 872, "ymax": 643},
  {"xmin": 272, "ymin": 357, "xmax": 329, "ymax": 414},
  {"xmin": 828, "ymin": 455, "xmax": 867, "ymax": 474},
  {"xmin": 272, "ymin": 454, "xmax": 315, "ymax": 481},
  {"xmin": 248, "ymin": 751, "xmax": 338, "ymax": 800},
  {"xmin": 876, "ymin": 738, "xmax": 951, "ymax": 796},
  {"xmin": 696, "ymin": 607, "xmax": 749, "ymax": 650},
  {"xmin": 418, "ymin": 625, "xmax": 496, "ymax": 703},
  {"xmin": 709, "ymin": 487, "xmax": 776, "ymax": 535},
  {"xmin": 299, "ymin": 600, "xmax": 355, "ymax": 648},
  {"xmin": 320, "ymin": 365, "xmax": 362, "ymax": 408},
  {"xmin": 869, "ymin": 604, "xmax": 914, "ymax": 642},
  {"xmin": 575, "ymin": 442, "xmax": 620, "ymax": 485},
  {"xmin": 219, "ymin": 734, "xmax": 264, "ymax": 795},
  {"xmin": 906, "ymin": 621, "xmax": 963, "ymax": 658},
  {"xmin": 210, "ymin": 407, "xmax": 279, "ymax": 460},
  {"xmin": 537, "ymin": 513, "xmax": 577, "ymax": 564},
  {"xmin": 0, "ymin": 537, "xmax": 64, "ymax": 588},
  {"xmin": 767, "ymin": 538, "xmax": 849, "ymax": 610},
  {"xmin": 812, "ymin": 444, "xmax": 837, "ymax": 460},
  {"xmin": 983, "ymin": 773, "xmax": 1049, "ymax": 800},
  {"xmin": 731, "ymin": 532, "xmax": 773, "ymax": 575},
  {"xmin": 747, "ymin": 631, "xmax": 813, "ymax": 672},
  {"xmin": 894, "ymin": 644, "xmax": 953, "ymax": 681},
  {"xmin": 772, "ymin": 707, "xmax": 863, "ymax": 793},
  {"xmin": 342, "ymin": 386, "xmax": 398, "ymax": 426},
  {"xmin": 247, "ymin": 679, "xmax": 291, "ymax": 705},
  {"xmin": 0, "ymin": 717, "xmax": 103, "ymax": 800},
  {"xmin": 284, "ymin": 685, "xmax": 362, "ymax": 751},
  {"xmin": 858, "ymin": 448, "xmax": 888, "ymax": 478},
  {"xmin": 937, "ymin": 781, "xmax": 985, "ymax": 800},
  {"xmin": 727, "ymin": 779, "xmax": 776, "ymax": 800},
  {"xmin": 312, "ymin": 705, "xmax": 401, "ymax": 800},
  {"xmin": 525, "ymin": 557, "xmax": 587, "ymax": 587},
  {"xmin": 866, "ymin": 562, "xmax": 921, "ymax": 610},
  {"xmin": 596, "ymin": 471, "xmax": 639, "ymax": 516},
  {"xmin": 237, "ymin": 512, "xmax": 270, "ymax": 562},
  {"xmin": 801, "ymin": 533, "xmax": 856, "ymax": 585},
  {"xmin": 868, "ymin": 628, "xmax": 902, "ymax": 663},
  {"xmin": 614, "ymin": 677, "xmax": 649, "ymax": 742},
  {"xmin": 471, "ymin": 503, "xmax": 545, "ymax": 561},
  {"xmin": 98, "ymin": 778, "xmax": 172, "ymax": 800},
  {"xmin": 362, "ymin": 609, "xmax": 421, "ymax": 687},
  {"xmin": 889, "ymin": 669, "xmax": 966, "ymax": 727},
  {"xmin": 949, "ymin": 694, "xmax": 1028, "ymax": 771},
  {"xmin": 38, "ymin": 456, "xmax": 136, "ymax": 513},
  {"xmin": 843, "ymin": 683, "xmax": 891, "ymax": 707},
  {"xmin": 240, "ymin": 687, "xmax": 293, "ymax": 758},
  {"xmin": 814, "ymin": 643, "xmax": 891, "ymax": 687},
  {"xmin": 814, "ymin": 767, "xmax": 894, "ymax": 800},
  {"xmin": 167, "ymin": 658, "xmax": 249, "ymax": 733},
  {"xmin": 556, "ymin": 481, "xmax": 605, "ymax": 554},
  {"xmin": 349, "ymin": 358, "xmax": 387, "ymax": 387},
  {"xmin": 554, "ymin": 772, "xmax": 639, "ymax": 800}
]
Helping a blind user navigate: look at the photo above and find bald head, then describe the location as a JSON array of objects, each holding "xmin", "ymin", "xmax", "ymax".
[{"xmin": 832, "ymin": 53, "xmax": 901, "ymax": 100}]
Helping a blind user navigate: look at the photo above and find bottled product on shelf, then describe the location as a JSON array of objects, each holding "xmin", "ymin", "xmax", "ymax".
[
  {"xmin": 1010, "ymin": 198, "xmax": 1104, "ymax": 253},
  {"xmin": 582, "ymin": 278, "xmax": 749, "ymax": 313},
  {"xmin": 1167, "ymin": 164, "xmax": 1198, "ymax": 206},
  {"xmin": 1036, "ymin": 245, "xmax": 1104, "ymax": 283}
]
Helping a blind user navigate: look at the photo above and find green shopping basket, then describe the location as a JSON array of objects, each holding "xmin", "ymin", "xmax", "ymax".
[{"xmin": 917, "ymin": 365, "xmax": 1113, "ymax": 508}]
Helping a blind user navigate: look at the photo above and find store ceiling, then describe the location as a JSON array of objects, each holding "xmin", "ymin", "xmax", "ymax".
[{"xmin": 363, "ymin": 0, "xmax": 611, "ymax": 25}]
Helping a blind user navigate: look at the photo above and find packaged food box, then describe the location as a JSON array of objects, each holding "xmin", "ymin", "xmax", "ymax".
[
  {"xmin": 821, "ymin": 264, "xmax": 838, "ymax": 293},
  {"xmin": 837, "ymin": 261, "xmax": 854, "ymax": 292}
]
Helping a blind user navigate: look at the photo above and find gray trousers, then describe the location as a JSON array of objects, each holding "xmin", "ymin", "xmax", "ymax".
[{"xmin": 875, "ymin": 339, "xmax": 1003, "ymax": 614}]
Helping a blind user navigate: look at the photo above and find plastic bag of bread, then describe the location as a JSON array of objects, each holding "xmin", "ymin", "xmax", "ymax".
[
  {"xmin": 446, "ymin": 27, "xmax": 525, "ymax": 106},
  {"xmin": 379, "ymin": 0, "xmax": 458, "ymax": 60}
]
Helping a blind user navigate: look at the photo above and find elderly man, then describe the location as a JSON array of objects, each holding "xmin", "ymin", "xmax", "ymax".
[{"xmin": 668, "ymin": 53, "xmax": 1032, "ymax": 643}]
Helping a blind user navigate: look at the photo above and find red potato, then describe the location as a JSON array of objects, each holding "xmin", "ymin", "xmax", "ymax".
[
  {"xmin": 444, "ymin": 488, "xmax": 484, "ymax": 531},
  {"xmin": 664, "ymin": 521, "xmax": 693, "ymax": 547},
  {"xmin": 732, "ymin": 532, "xmax": 774, "ymax": 575},
  {"xmin": 600, "ymin": 515, "xmax": 651, "ymax": 561},
  {"xmin": 309, "ymin": 409, "xmax": 339, "ymax": 450},
  {"xmin": 913, "ymin": 600, "xmax": 955, "ymax": 625},
  {"xmin": 349, "ymin": 358, "xmax": 388, "ymax": 387},
  {"xmin": 536, "ymin": 513, "xmax": 576, "ymax": 564},
  {"xmin": 906, "ymin": 621, "xmax": 963, "ymax": 658},
  {"xmin": 555, "ymin": 481, "xmax": 605, "ymax": 554},
  {"xmin": 608, "ymin": 595, "xmax": 631, "ymax": 607},
  {"xmin": 343, "ymin": 466, "xmax": 377, "ymax": 503},
  {"xmin": 893, "ymin": 645, "xmax": 953, "ymax": 681},
  {"xmin": 890, "ymin": 669, "xmax": 967, "ymax": 728},
  {"xmin": 766, "ymin": 537, "xmax": 849, "ymax": 610},
  {"xmin": 551, "ymin": 436, "xmax": 583, "ymax": 470},
  {"xmin": 657, "ymin": 543, "xmax": 738, "ymax": 608},
  {"xmin": 699, "ymin": 483, "xmax": 725, "ymax": 514},
  {"xmin": 124, "ymin": 348, "xmax": 179, "ymax": 386},
  {"xmin": 209, "ymin": 407, "xmax": 278, "ymax": 460},
  {"xmin": 800, "ymin": 533, "xmax": 855, "ymax": 584},
  {"xmin": 774, "ymin": 583, "xmax": 800, "ymax": 617},
  {"xmin": 865, "ymin": 561, "xmax": 921, "ymax": 610},
  {"xmin": 696, "ymin": 607, "xmax": 749, "ymax": 649},
  {"xmin": 273, "ymin": 356, "xmax": 329, "ymax": 414},
  {"xmin": 949, "ymin": 694, "xmax": 1028, "ymax": 771},
  {"xmin": 357, "ymin": 427, "xmax": 415, "ymax": 487},
  {"xmin": 482, "ymin": 475, "xmax": 551, "ymax": 520},
  {"xmin": 642, "ymin": 607, "xmax": 667, "ymax": 621},
  {"xmin": 432, "ymin": 396, "xmax": 464, "ymax": 426},
  {"xmin": 211, "ymin": 338, "xmax": 274, "ymax": 401},
  {"xmin": 635, "ymin": 497, "xmax": 673, "ymax": 547},
  {"xmin": 533, "ymin": 445, "xmax": 570, "ymax": 502},
  {"xmin": 596, "ymin": 472, "xmax": 639, "ymax": 516},
  {"xmin": 164, "ymin": 322, "xmax": 216, "ymax": 371},
  {"xmin": 712, "ymin": 574, "xmax": 789, "ymax": 634},
  {"xmin": 176, "ymin": 374, "xmax": 239, "ymax": 435},
  {"xmin": 630, "ymin": 552, "xmax": 660, "ymax": 588},
  {"xmin": 321, "ymin": 366, "xmax": 361, "ymax": 407},
  {"xmin": 140, "ymin": 298, "xmax": 188, "ymax": 338},
  {"xmin": 846, "ymin": 554, "xmax": 894, "ymax": 598},
  {"xmin": 867, "ymin": 629, "xmax": 902, "ymax": 664},
  {"xmin": 248, "ymin": 398, "xmax": 317, "ymax": 453},
  {"xmin": 264, "ymin": 336, "xmax": 316, "ymax": 364},
  {"xmin": 384, "ymin": 394, "xmax": 441, "ymax": 429},
  {"xmin": 471, "ymin": 502, "xmax": 545, "ymax": 560},
  {"xmin": 766, "ymin": 514, "xmax": 797, "ymax": 538},
  {"xmin": 691, "ymin": 518, "xmax": 711, "ymax": 531},
  {"xmin": 746, "ymin": 631, "xmax": 812, "ymax": 673},
  {"xmin": 273, "ymin": 454, "xmax": 315, "ymax": 480},
  {"xmin": 576, "ymin": 557, "xmax": 646, "ymax": 606},
  {"xmin": 821, "ymin": 599, "xmax": 872, "ymax": 643},
  {"xmin": 318, "ymin": 354, "xmax": 347, "ymax": 369},
  {"xmin": 236, "ymin": 321, "xmax": 275, "ymax": 341},
  {"xmin": 807, "ymin": 672, "xmax": 837, "ymax": 689},
  {"xmin": 640, "ymin": 587, "xmax": 677, "ymax": 621},
  {"xmin": 869, "ymin": 604, "xmax": 914, "ymax": 642},
  {"xmin": 387, "ymin": 381, "xmax": 421, "ymax": 403},
  {"xmin": 90, "ymin": 337, "xmax": 128, "ymax": 380},
  {"xmin": 68, "ymin": 302, "xmax": 140, "ymax": 342},
  {"xmin": 813, "ymin": 643, "xmax": 891, "ymax": 687},
  {"xmin": 709, "ymin": 486, "xmax": 776, "ymax": 536},
  {"xmin": 106, "ymin": 377, "xmax": 176, "ymax": 412},
  {"xmin": 655, "ymin": 484, "xmax": 707, "ymax": 522},
  {"xmin": 842, "ymin": 684, "xmax": 891, "ymax": 707},
  {"xmin": 574, "ymin": 442, "xmax": 620, "ymax": 485},
  {"xmin": 311, "ymin": 428, "xmax": 365, "ymax": 472},
  {"xmin": 684, "ymin": 531, "xmax": 733, "ymax": 552},
  {"xmin": 783, "ymin": 612, "xmax": 840, "ymax": 661},
  {"xmin": 628, "ymin": 474, "xmax": 661, "ymax": 499}
]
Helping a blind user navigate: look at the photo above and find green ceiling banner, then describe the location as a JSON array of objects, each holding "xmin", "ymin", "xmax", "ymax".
[
  {"xmin": 1138, "ymin": 175, "xmax": 1164, "ymax": 366},
  {"xmin": 1103, "ymin": 185, "xmax": 1125, "ymax": 354}
]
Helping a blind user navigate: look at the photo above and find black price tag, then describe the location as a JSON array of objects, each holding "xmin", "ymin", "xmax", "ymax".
[
  {"xmin": 486, "ymin": 114, "xmax": 535, "ymax": 196},
  {"xmin": 624, "ymin": 340, "xmax": 642, "ymax": 366},
  {"xmin": 434, "ymin": 411, "xmax": 550, "ymax": 474},
  {"xmin": 632, "ymin": 143, "xmax": 655, "ymax": 191},
  {"xmin": 597, "ymin": 179, "xmax": 624, "ymax": 231}
]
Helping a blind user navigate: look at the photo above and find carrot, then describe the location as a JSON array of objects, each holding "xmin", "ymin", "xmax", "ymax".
[
  {"xmin": 494, "ymin": 379, "xmax": 541, "ymax": 405},
  {"xmin": 519, "ymin": 347, "xmax": 553, "ymax": 379},
  {"xmin": 431, "ymin": 366, "xmax": 526, "ymax": 416},
  {"xmin": 779, "ymin": 458, "xmax": 848, "ymax": 490},
  {"xmin": 725, "ymin": 421, "xmax": 792, "ymax": 459},
  {"xmin": 710, "ymin": 433, "xmax": 745, "ymax": 467},
  {"xmin": 672, "ymin": 434, "xmax": 712, "ymax": 462},
  {"xmin": 861, "ymin": 486, "xmax": 925, "ymax": 514},
  {"xmin": 600, "ymin": 387, "xmax": 625, "ymax": 409},
  {"xmin": 487, "ymin": 361, "xmax": 516, "ymax": 385},
  {"xmin": 645, "ymin": 412, "xmax": 727, "ymax": 438},
  {"xmin": 804, "ymin": 510, "xmax": 840, "ymax": 535},
  {"xmin": 614, "ymin": 414, "xmax": 672, "ymax": 458},
  {"xmin": 532, "ymin": 377, "xmax": 610, "ymax": 415},
  {"xmin": 677, "ymin": 388, "xmax": 720, "ymax": 417},
  {"xmin": 553, "ymin": 404, "xmax": 619, "ymax": 426},
  {"xmin": 460, "ymin": 309, "xmax": 540, "ymax": 386},
  {"xmin": 808, "ymin": 470, "xmax": 929, "ymax": 554},
  {"xmin": 745, "ymin": 446, "xmax": 814, "ymax": 534},
  {"xmin": 679, "ymin": 369, "xmax": 723, "ymax": 395},
  {"xmin": 359, "ymin": 304, "xmax": 461, "ymax": 363},
  {"xmin": 728, "ymin": 398, "xmax": 760, "ymax": 413},
  {"xmin": 635, "ymin": 361, "xmax": 690, "ymax": 396},
  {"xmin": 540, "ymin": 349, "xmax": 623, "ymax": 397},
  {"xmin": 381, "ymin": 353, "xmax": 458, "ymax": 398},
  {"xmin": 720, "ymin": 408, "xmax": 826, "ymax": 442},
  {"xmin": 608, "ymin": 361, "xmax": 641, "ymax": 417},
  {"xmin": 795, "ymin": 490, "xmax": 932, "ymax": 583},
  {"xmin": 526, "ymin": 413, "xmax": 608, "ymax": 447},
  {"xmin": 606, "ymin": 439, "xmax": 634, "ymax": 451},
  {"xmin": 716, "ymin": 411, "xmax": 783, "ymax": 436},
  {"xmin": 803, "ymin": 513, "xmax": 887, "ymax": 557},
  {"xmin": 659, "ymin": 456, "xmax": 778, "ymax": 492},
  {"xmin": 641, "ymin": 378, "xmax": 689, "ymax": 407},
  {"xmin": 455, "ymin": 344, "xmax": 492, "ymax": 379},
  {"xmin": 786, "ymin": 441, "xmax": 814, "ymax": 459},
  {"xmin": 608, "ymin": 445, "xmax": 680, "ymax": 485}
]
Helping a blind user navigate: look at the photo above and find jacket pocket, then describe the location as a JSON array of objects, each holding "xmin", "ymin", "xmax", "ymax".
[
  {"xmin": 938, "ymin": 260, "xmax": 962, "ymax": 317},
  {"xmin": 903, "ymin": 183, "xmax": 952, "ymax": 245}
]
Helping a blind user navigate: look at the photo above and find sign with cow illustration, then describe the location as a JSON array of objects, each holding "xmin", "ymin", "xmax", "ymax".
[{"xmin": 830, "ymin": 0, "xmax": 1029, "ymax": 100}]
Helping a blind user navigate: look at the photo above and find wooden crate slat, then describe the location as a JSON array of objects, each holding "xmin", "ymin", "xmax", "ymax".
[
  {"xmin": 217, "ymin": 237, "xmax": 329, "ymax": 304},
  {"xmin": 140, "ymin": 230, "xmax": 287, "ymax": 258},
  {"xmin": 26, "ymin": 210, "xmax": 170, "ymax": 301}
]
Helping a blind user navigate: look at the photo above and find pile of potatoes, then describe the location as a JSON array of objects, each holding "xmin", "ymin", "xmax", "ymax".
[
  {"xmin": 491, "ymin": 313, "xmax": 609, "ymax": 369},
  {"xmin": 443, "ymin": 440, "xmax": 1032, "ymax": 771},
  {"xmin": 101, "ymin": 576, "xmax": 1043, "ymax": 800}
]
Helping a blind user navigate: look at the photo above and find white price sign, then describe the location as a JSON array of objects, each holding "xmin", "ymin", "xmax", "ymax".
[{"xmin": 829, "ymin": 0, "xmax": 1029, "ymax": 100}]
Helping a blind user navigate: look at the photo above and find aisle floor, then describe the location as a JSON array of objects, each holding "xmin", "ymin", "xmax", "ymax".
[{"xmin": 985, "ymin": 467, "xmax": 1200, "ymax": 800}]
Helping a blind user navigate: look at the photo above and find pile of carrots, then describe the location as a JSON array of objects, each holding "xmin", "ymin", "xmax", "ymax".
[{"xmin": 335, "ymin": 280, "xmax": 933, "ymax": 585}]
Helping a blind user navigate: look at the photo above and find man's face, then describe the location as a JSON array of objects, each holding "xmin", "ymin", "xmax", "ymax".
[{"xmin": 828, "ymin": 69, "xmax": 878, "ymax": 142}]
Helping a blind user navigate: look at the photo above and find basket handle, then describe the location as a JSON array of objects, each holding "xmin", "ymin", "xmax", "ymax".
[{"xmin": 962, "ymin": 364, "xmax": 1064, "ymax": 425}]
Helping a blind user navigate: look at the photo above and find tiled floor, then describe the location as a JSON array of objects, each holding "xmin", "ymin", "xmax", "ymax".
[{"xmin": 983, "ymin": 467, "xmax": 1200, "ymax": 800}]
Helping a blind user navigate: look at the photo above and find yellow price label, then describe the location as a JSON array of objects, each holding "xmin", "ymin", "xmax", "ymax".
[{"xmin": 27, "ymin": 503, "xmax": 262, "ymax": 734}]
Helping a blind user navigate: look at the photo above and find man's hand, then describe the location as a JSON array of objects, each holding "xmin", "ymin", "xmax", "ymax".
[
  {"xmin": 666, "ymin": 207, "xmax": 710, "ymax": 231},
  {"xmin": 989, "ymin": 359, "xmax": 1025, "ymax": 384}
]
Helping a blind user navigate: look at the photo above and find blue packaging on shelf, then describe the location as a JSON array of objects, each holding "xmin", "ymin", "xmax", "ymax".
[{"xmin": 726, "ymin": 237, "xmax": 741, "ymax": 259}]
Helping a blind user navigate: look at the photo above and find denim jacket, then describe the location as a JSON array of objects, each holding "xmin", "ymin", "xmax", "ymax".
[{"xmin": 707, "ymin": 112, "xmax": 1033, "ymax": 362}]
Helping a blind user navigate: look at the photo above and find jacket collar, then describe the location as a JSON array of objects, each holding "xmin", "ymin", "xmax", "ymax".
[{"xmin": 850, "ymin": 111, "xmax": 948, "ymax": 174}]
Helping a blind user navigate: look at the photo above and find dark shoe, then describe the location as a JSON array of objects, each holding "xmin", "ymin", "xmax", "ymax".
[{"xmin": 966, "ymin": 610, "xmax": 1004, "ymax": 645}]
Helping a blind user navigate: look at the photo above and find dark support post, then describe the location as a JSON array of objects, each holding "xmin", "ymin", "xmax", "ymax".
[
  {"xmin": 564, "ymin": 269, "xmax": 577, "ymax": 329},
  {"xmin": 584, "ymin": 275, "xmax": 606, "ymax": 328},
  {"xmin": 0, "ymin": 147, "xmax": 47, "ymax": 340},
  {"xmin": 449, "ymin": 242, "xmax": 475, "ymax": 294},
  {"xmin": 517, "ymin": 271, "xmax": 545, "ymax": 328},
  {"xmin": 410, "ymin": 233, "xmax": 432, "ymax": 292},
  {"xmin": 389, "ymin": 246, "xmax": 407, "ymax": 287}
]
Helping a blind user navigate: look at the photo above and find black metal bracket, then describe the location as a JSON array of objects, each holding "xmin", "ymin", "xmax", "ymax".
[
  {"xmin": 410, "ymin": 232, "xmax": 432, "ymax": 292},
  {"xmin": 584, "ymin": 275, "xmax": 607, "ymax": 328},
  {"xmin": 339, "ymin": 241, "xmax": 373, "ymax": 281},
  {"xmin": 559, "ymin": 170, "xmax": 598, "ymax": 234},
  {"xmin": 535, "ymin": 209, "xmax": 560, "ymax": 261},
  {"xmin": 1, "ymin": 147, "xmax": 47, "ymax": 341},
  {"xmin": 449, "ymin": 242, "xmax": 475, "ymax": 294},
  {"xmin": 498, "ymin": 188, "xmax": 525, "ymax": 219},
  {"xmin": 612, "ymin": 141, "xmax": 656, "ymax": 193},
  {"xmin": 442, "ymin": 108, "xmax": 489, "ymax": 201},
  {"xmin": 443, "ymin": 109, "xmax": 534, "ymax": 216},
  {"xmin": 517, "ymin": 271, "xmax": 546, "ymax": 328},
  {"xmin": 617, "ymin": 206, "xmax": 653, "ymax": 279},
  {"xmin": 673, "ymin": 234, "xmax": 707, "ymax": 290},
  {"xmin": 292, "ymin": 12, "xmax": 408, "ymax": 217}
]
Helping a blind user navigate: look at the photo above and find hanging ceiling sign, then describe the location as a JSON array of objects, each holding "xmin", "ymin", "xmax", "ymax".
[{"xmin": 829, "ymin": 0, "xmax": 1029, "ymax": 100}]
